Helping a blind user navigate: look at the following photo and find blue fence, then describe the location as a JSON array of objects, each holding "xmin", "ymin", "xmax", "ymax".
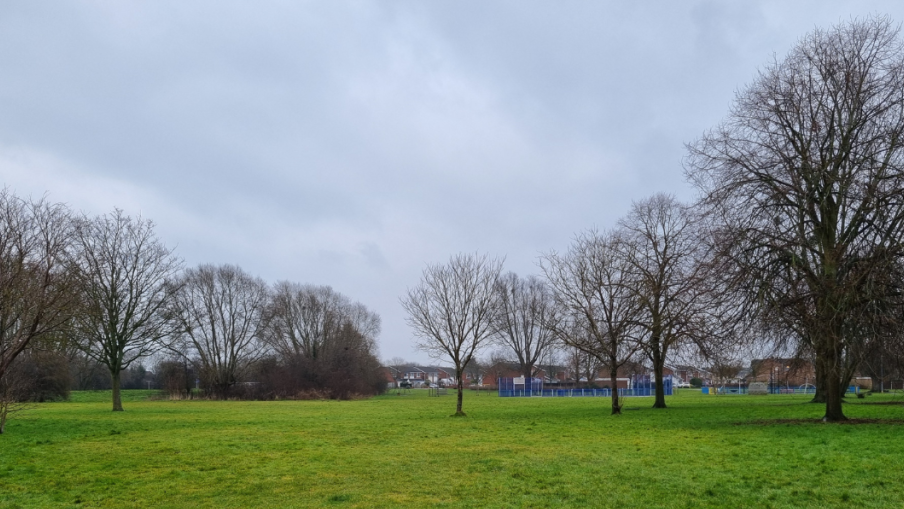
[
  {"xmin": 701, "ymin": 385, "xmax": 861, "ymax": 395},
  {"xmin": 497, "ymin": 377, "xmax": 544, "ymax": 394},
  {"xmin": 498, "ymin": 375, "xmax": 674, "ymax": 398},
  {"xmin": 633, "ymin": 374, "xmax": 673, "ymax": 396}
]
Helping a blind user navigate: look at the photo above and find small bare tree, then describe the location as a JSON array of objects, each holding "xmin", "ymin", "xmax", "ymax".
[
  {"xmin": 73, "ymin": 210, "xmax": 182, "ymax": 411},
  {"xmin": 401, "ymin": 253, "xmax": 503, "ymax": 416},
  {"xmin": 563, "ymin": 344, "xmax": 602, "ymax": 387},
  {"xmin": 709, "ymin": 356, "xmax": 744, "ymax": 388},
  {"xmin": 542, "ymin": 229, "xmax": 641, "ymax": 414},
  {"xmin": 619, "ymin": 194, "xmax": 718, "ymax": 409},
  {"xmin": 493, "ymin": 272, "xmax": 559, "ymax": 381},
  {"xmin": 167, "ymin": 264, "xmax": 269, "ymax": 399}
]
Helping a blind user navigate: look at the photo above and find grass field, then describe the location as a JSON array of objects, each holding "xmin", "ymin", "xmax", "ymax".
[{"xmin": 1, "ymin": 389, "xmax": 903, "ymax": 508}]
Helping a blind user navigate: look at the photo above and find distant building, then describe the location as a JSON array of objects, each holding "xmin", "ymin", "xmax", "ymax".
[
  {"xmin": 384, "ymin": 365, "xmax": 455, "ymax": 387},
  {"xmin": 748, "ymin": 358, "xmax": 815, "ymax": 387}
]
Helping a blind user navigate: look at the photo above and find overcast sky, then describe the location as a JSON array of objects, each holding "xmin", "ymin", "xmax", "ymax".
[{"xmin": 2, "ymin": 1, "xmax": 903, "ymax": 365}]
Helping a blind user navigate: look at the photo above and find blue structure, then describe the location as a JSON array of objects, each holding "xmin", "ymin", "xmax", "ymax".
[
  {"xmin": 498, "ymin": 375, "xmax": 674, "ymax": 398},
  {"xmin": 497, "ymin": 377, "xmax": 544, "ymax": 396},
  {"xmin": 630, "ymin": 374, "xmax": 673, "ymax": 397}
]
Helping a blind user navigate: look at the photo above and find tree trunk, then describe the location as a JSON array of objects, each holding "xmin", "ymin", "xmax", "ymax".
[
  {"xmin": 0, "ymin": 402, "xmax": 7, "ymax": 434},
  {"xmin": 811, "ymin": 358, "xmax": 826, "ymax": 403},
  {"xmin": 652, "ymin": 347, "xmax": 667, "ymax": 409},
  {"xmin": 111, "ymin": 371, "xmax": 123, "ymax": 412},
  {"xmin": 840, "ymin": 369, "xmax": 855, "ymax": 398},
  {"xmin": 823, "ymin": 374, "xmax": 847, "ymax": 421},
  {"xmin": 822, "ymin": 346, "xmax": 847, "ymax": 422},
  {"xmin": 454, "ymin": 369, "xmax": 465, "ymax": 416},
  {"xmin": 610, "ymin": 366, "xmax": 621, "ymax": 415}
]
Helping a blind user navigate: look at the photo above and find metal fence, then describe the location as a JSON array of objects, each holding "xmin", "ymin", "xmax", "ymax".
[
  {"xmin": 498, "ymin": 388, "xmax": 666, "ymax": 397},
  {"xmin": 701, "ymin": 385, "xmax": 861, "ymax": 395},
  {"xmin": 498, "ymin": 375, "xmax": 673, "ymax": 398}
]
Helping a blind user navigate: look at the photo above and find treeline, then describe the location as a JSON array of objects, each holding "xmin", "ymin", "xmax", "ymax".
[{"xmin": 0, "ymin": 190, "xmax": 385, "ymax": 428}]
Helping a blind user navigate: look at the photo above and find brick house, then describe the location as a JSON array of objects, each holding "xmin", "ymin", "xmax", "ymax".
[
  {"xmin": 663, "ymin": 365, "xmax": 712, "ymax": 384},
  {"xmin": 485, "ymin": 361, "xmax": 569, "ymax": 385},
  {"xmin": 590, "ymin": 361, "xmax": 650, "ymax": 389},
  {"xmin": 748, "ymin": 358, "xmax": 816, "ymax": 387}
]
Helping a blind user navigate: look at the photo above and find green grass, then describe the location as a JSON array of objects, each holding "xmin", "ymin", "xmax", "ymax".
[{"xmin": 2, "ymin": 389, "xmax": 903, "ymax": 508}]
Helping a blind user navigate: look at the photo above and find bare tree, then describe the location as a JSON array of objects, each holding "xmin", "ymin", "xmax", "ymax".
[
  {"xmin": 493, "ymin": 272, "xmax": 559, "ymax": 381},
  {"xmin": 709, "ymin": 356, "xmax": 744, "ymax": 388},
  {"xmin": 0, "ymin": 191, "xmax": 77, "ymax": 414},
  {"xmin": 167, "ymin": 264, "xmax": 269, "ymax": 399},
  {"xmin": 345, "ymin": 301, "xmax": 382, "ymax": 347},
  {"xmin": 264, "ymin": 283, "xmax": 379, "ymax": 361},
  {"xmin": 73, "ymin": 210, "xmax": 182, "ymax": 411},
  {"xmin": 563, "ymin": 344, "xmax": 603, "ymax": 387},
  {"xmin": 860, "ymin": 321, "xmax": 904, "ymax": 392},
  {"xmin": 401, "ymin": 253, "xmax": 503, "ymax": 416},
  {"xmin": 261, "ymin": 282, "xmax": 384, "ymax": 399},
  {"xmin": 619, "ymin": 194, "xmax": 716, "ymax": 409},
  {"xmin": 542, "ymin": 229, "xmax": 641, "ymax": 414},
  {"xmin": 686, "ymin": 16, "xmax": 904, "ymax": 421}
]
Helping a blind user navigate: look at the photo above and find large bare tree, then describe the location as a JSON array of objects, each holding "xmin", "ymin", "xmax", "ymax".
[
  {"xmin": 167, "ymin": 264, "xmax": 269, "ymax": 399},
  {"xmin": 401, "ymin": 253, "xmax": 502, "ymax": 416},
  {"xmin": 492, "ymin": 272, "xmax": 559, "ymax": 382},
  {"xmin": 542, "ymin": 229, "xmax": 641, "ymax": 414},
  {"xmin": 74, "ymin": 210, "xmax": 182, "ymax": 411},
  {"xmin": 263, "ymin": 282, "xmax": 380, "ymax": 361},
  {"xmin": 686, "ymin": 16, "xmax": 904, "ymax": 421},
  {"xmin": 0, "ymin": 191, "xmax": 76, "ymax": 398}
]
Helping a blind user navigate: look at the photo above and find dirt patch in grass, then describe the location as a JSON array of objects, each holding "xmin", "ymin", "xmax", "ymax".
[{"xmin": 737, "ymin": 418, "xmax": 904, "ymax": 426}]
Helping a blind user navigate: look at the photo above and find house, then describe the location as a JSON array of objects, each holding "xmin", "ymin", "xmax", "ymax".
[
  {"xmin": 485, "ymin": 361, "xmax": 529, "ymax": 383},
  {"xmin": 485, "ymin": 360, "xmax": 569, "ymax": 386},
  {"xmin": 748, "ymin": 358, "xmax": 815, "ymax": 387},
  {"xmin": 385, "ymin": 365, "xmax": 456, "ymax": 387},
  {"xmin": 380, "ymin": 367, "xmax": 396, "ymax": 388},
  {"xmin": 663, "ymin": 364, "xmax": 712, "ymax": 385},
  {"xmin": 588, "ymin": 361, "xmax": 650, "ymax": 389}
]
